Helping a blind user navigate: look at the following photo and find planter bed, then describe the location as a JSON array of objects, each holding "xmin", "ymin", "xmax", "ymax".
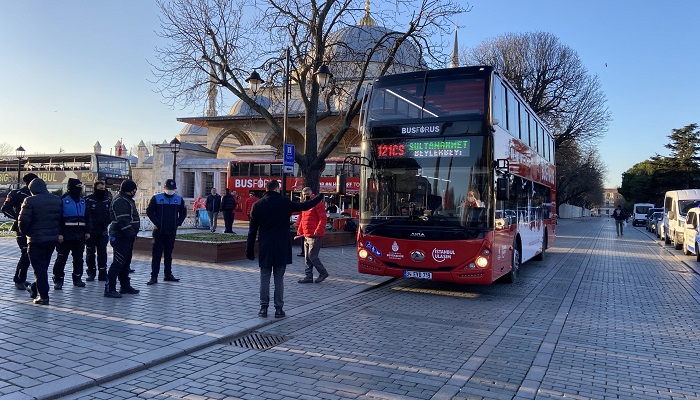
[{"xmin": 134, "ymin": 234, "xmax": 257, "ymax": 263}]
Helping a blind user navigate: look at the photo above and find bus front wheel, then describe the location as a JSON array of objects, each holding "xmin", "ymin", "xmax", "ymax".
[{"xmin": 504, "ymin": 241, "xmax": 521, "ymax": 284}]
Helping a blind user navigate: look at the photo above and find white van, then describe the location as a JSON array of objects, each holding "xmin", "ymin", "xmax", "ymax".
[
  {"xmin": 662, "ymin": 189, "xmax": 700, "ymax": 250},
  {"xmin": 632, "ymin": 203, "xmax": 655, "ymax": 226}
]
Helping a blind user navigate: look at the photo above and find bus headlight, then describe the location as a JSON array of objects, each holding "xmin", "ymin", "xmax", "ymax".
[
  {"xmin": 358, "ymin": 249, "xmax": 369, "ymax": 259},
  {"xmin": 475, "ymin": 256, "xmax": 488, "ymax": 268}
]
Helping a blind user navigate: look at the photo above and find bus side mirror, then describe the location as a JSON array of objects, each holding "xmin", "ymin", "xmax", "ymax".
[
  {"xmin": 496, "ymin": 178, "xmax": 509, "ymax": 201},
  {"xmin": 336, "ymin": 173, "xmax": 346, "ymax": 195}
]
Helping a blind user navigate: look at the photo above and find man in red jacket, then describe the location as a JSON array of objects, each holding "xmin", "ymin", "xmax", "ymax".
[{"xmin": 296, "ymin": 187, "xmax": 329, "ymax": 283}]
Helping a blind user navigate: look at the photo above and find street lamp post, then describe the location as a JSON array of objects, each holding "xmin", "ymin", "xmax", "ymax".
[
  {"xmin": 169, "ymin": 138, "xmax": 181, "ymax": 182},
  {"xmin": 15, "ymin": 146, "xmax": 25, "ymax": 189},
  {"xmin": 245, "ymin": 52, "xmax": 332, "ymax": 197}
]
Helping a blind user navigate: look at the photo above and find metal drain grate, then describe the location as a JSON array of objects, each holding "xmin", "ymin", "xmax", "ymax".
[{"xmin": 229, "ymin": 332, "xmax": 290, "ymax": 350}]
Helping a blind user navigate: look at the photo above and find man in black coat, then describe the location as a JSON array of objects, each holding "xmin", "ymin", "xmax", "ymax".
[
  {"xmin": 221, "ymin": 188, "xmax": 237, "ymax": 233},
  {"xmin": 18, "ymin": 177, "xmax": 62, "ymax": 305},
  {"xmin": 2, "ymin": 172, "xmax": 38, "ymax": 290},
  {"xmin": 145, "ymin": 179, "xmax": 187, "ymax": 285},
  {"xmin": 104, "ymin": 180, "xmax": 140, "ymax": 298},
  {"xmin": 246, "ymin": 180, "xmax": 323, "ymax": 318},
  {"xmin": 205, "ymin": 187, "xmax": 222, "ymax": 233},
  {"xmin": 85, "ymin": 180, "xmax": 112, "ymax": 282}
]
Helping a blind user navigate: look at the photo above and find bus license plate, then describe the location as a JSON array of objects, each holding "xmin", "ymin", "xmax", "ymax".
[{"xmin": 404, "ymin": 271, "xmax": 432, "ymax": 279}]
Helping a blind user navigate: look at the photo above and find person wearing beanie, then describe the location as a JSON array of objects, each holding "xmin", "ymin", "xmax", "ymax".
[
  {"xmin": 2, "ymin": 172, "xmax": 39, "ymax": 290},
  {"xmin": 84, "ymin": 180, "xmax": 112, "ymax": 282},
  {"xmin": 52, "ymin": 178, "xmax": 92, "ymax": 290},
  {"xmin": 18, "ymin": 177, "xmax": 63, "ymax": 305},
  {"xmin": 145, "ymin": 178, "xmax": 187, "ymax": 285},
  {"xmin": 104, "ymin": 179, "xmax": 140, "ymax": 298}
]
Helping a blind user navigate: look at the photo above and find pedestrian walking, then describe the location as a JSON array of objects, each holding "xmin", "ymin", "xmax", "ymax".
[
  {"xmin": 221, "ymin": 188, "xmax": 237, "ymax": 233},
  {"xmin": 612, "ymin": 205, "xmax": 627, "ymax": 236},
  {"xmin": 2, "ymin": 172, "xmax": 38, "ymax": 290},
  {"xmin": 246, "ymin": 180, "xmax": 323, "ymax": 318},
  {"xmin": 192, "ymin": 196, "xmax": 206, "ymax": 228},
  {"xmin": 85, "ymin": 180, "xmax": 112, "ymax": 282},
  {"xmin": 52, "ymin": 178, "xmax": 91, "ymax": 290},
  {"xmin": 205, "ymin": 187, "xmax": 222, "ymax": 233},
  {"xmin": 296, "ymin": 187, "xmax": 329, "ymax": 284},
  {"xmin": 244, "ymin": 192, "xmax": 259, "ymax": 219},
  {"xmin": 104, "ymin": 180, "xmax": 140, "ymax": 298},
  {"xmin": 18, "ymin": 177, "xmax": 62, "ymax": 305},
  {"xmin": 146, "ymin": 179, "xmax": 187, "ymax": 285}
]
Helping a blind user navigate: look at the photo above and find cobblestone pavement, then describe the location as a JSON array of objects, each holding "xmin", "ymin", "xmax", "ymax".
[{"xmin": 2, "ymin": 218, "xmax": 700, "ymax": 399}]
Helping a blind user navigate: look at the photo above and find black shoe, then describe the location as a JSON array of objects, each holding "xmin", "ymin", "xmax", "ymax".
[
  {"xmin": 274, "ymin": 309, "xmax": 286, "ymax": 318},
  {"xmin": 86, "ymin": 275, "xmax": 95, "ymax": 282},
  {"xmin": 315, "ymin": 272, "xmax": 329, "ymax": 283},
  {"xmin": 146, "ymin": 278, "xmax": 158, "ymax": 285},
  {"xmin": 26, "ymin": 283, "xmax": 37, "ymax": 299},
  {"xmin": 119, "ymin": 286, "xmax": 140, "ymax": 294},
  {"xmin": 164, "ymin": 275, "xmax": 180, "ymax": 282},
  {"xmin": 104, "ymin": 290, "xmax": 122, "ymax": 298},
  {"xmin": 54, "ymin": 282, "xmax": 63, "ymax": 290},
  {"xmin": 73, "ymin": 280, "xmax": 86, "ymax": 287},
  {"xmin": 33, "ymin": 297, "xmax": 49, "ymax": 305},
  {"xmin": 258, "ymin": 307, "xmax": 268, "ymax": 317},
  {"xmin": 15, "ymin": 282, "xmax": 28, "ymax": 290},
  {"xmin": 298, "ymin": 277, "xmax": 314, "ymax": 284},
  {"xmin": 97, "ymin": 272, "xmax": 107, "ymax": 281},
  {"xmin": 297, "ymin": 253, "xmax": 304, "ymax": 257},
  {"xmin": 129, "ymin": 268, "xmax": 135, "ymax": 273}
]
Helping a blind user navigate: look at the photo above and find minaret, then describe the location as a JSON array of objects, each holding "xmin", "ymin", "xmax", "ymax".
[
  {"xmin": 94, "ymin": 141, "xmax": 102, "ymax": 154},
  {"xmin": 137, "ymin": 140, "xmax": 148, "ymax": 167},
  {"xmin": 205, "ymin": 62, "xmax": 218, "ymax": 117},
  {"xmin": 450, "ymin": 24, "xmax": 459, "ymax": 68}
]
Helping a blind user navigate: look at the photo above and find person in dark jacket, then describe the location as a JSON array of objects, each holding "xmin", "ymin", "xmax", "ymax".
[
  {"xmin": 18, "ymin": 177, "xmax": 62, "ymax": 305},
  {"xmin": 221, "ymin": 188, "xmax": 237, "ymax": 233},
  {"xmin": 104, "ymin": 180, "xmax": 140, "ymax": 298},
  {"xmin": 52, "ymin": 178, "xmax": 92, "ymax": 290},
  {"xmin": 85, "ymin": 180, "xmax": 112, "ymax": 282},
  {"xmin": 146, "ymin": 179, "xmax": 187, "ymax": 285},
  {"xmin": 2, "ymin": 172, "xmax": 38, "ymax": 290},
  {"xmin": 205, "ymin": 187, "xmax": 222, "ymax": 233},
  {"xmin": 246, "ymin": 180, "xmax": 323, "ymax": 318},
  {"xmin": 612, "ymin": 205, "xmax": 627, "ymax": 236}
]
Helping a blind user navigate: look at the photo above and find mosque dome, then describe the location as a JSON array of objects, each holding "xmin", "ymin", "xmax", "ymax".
[
  {"xmin": 228, "ymin": 96, "xmax": 274, "ymax": 116},
  {"xmin": 179, "ymin": 123, "xmax": 208, "ymax": 136}
]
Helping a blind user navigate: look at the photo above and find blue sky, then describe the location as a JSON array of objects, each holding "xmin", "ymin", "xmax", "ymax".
[{"xmin": 1, "ymin": 0, "xmax": 698, "ymax": 188}]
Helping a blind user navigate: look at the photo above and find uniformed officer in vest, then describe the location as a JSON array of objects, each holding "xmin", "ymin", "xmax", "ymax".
[
  {"xmin": 146, "ymin": 179, "xmax": 187, "ymax": 285},
  {"xmin": 52, "ymin": 178, "xmax": 92, "ymax": 290}
]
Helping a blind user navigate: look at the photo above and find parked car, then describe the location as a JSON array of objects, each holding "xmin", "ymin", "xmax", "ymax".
[
  {"xmin": 663, "ymin": 189, "xmax": 700, "ymax": 250},
  {"xmin": 632, "ymin": 203, "xmax": 655, "ymax": 226},
  {"xmin": 645, "ymin": 207, "xmax": 663, "ymax": 231},
  {"xmin": 656, "ymin": 214, "xmax": 664, "ymax": 238},
  {"xmin": 682, "ymin": 207, "xmax": 700, "ymax": 260},
  {"xmin": 650, "ymin": 211, "xmax": 663, "ymax": 235}
]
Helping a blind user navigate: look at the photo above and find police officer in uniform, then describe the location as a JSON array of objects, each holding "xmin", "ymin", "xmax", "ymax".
[
  {"xmin": 2, "ymin": 173, "xmax": 38, "ymax": 290},
  {"xmin": 146, "ymin": 179, "xmax": 187, "ymax": 285},
  {"xmin": 52, "ymin": 178, "xmax": 91, "ymax": 290},
  {"xmin": 104, "ymin": 179, "xmax": 140, "ymax": 298},
  {"xmin": 85, "ymin": 180, "xmax": 112, "ymax": 282}
]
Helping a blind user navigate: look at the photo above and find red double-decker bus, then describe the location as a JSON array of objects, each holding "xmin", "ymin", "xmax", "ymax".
[
  {"xmin": 227, "ymin": 158, "xmax": 360, "ymax": 220},
  {"xmin": 356, "ymin": 66, "xmax": 556, "ymax": 284}
]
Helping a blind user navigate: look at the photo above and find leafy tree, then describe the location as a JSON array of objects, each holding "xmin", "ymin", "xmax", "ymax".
[
  {"xmin": 556, "ymin": 143, "xmax": 605, "ymax": 209},
  {"xmin": 152, "ymin": 0, "xmax": 466, "ymax": 192}
]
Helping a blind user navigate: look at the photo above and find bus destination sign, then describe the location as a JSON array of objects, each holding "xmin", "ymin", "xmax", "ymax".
[{"xmin": 375, "ymin": 139, "xmax": 470, "ymax": 159}]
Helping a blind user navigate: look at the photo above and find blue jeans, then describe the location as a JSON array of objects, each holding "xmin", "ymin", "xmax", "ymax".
[{"xmin": 615, "ymin": 220, "xmax": 624, "ymax": 235}]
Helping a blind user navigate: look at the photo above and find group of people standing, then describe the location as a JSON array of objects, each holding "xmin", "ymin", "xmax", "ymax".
[
  {"xmin": 4, "ymin": 175, "xmax": 337, "ymax": 318},
  {"xmin": 2, "ymin": 176, "xmax": 187, "ymax": 304},
  {"xmin": 192, "ymin": 188, "xmax": 238, "ymax": 233}
]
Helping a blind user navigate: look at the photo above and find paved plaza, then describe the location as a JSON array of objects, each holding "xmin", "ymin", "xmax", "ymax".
[{"xmin": 1, "ymin": 218, "xmax": 700, "ymax": 399}]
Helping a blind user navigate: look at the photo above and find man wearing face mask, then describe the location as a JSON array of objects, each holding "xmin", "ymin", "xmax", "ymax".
[
  {"xmin": 104, "ymin": 179, "xmax": 140, "ymax": 298},
  {"xmin": 296, "ymin": 187, "xmax": 329, "ymax": 284},
  {"xmin": 2, "ymin": 172, "xmax": 38, "ymax": 291},
  {"xmin": 146, "ymin": 179, "xmax": 187, "ymax": 285},
  {"xmin": 85, "ymin": 180, "xmax": 112, "ymax": 282},
  {"xmin": 52, "ymin": 178, "xmax": 92, "ymax": 290}
]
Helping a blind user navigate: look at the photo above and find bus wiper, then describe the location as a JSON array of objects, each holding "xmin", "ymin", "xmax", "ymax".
[{"xmin": 365, "ymin": 218, "xmax": 403, "ymax": 233}]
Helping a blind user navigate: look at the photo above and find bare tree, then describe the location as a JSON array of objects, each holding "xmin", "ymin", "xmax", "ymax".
[
  {"xmin": 556, "ymin": 143, "xmax": 605, "ymax": 210},
  {"xmin": 152, "ymin": 0, "xmax": 467, "ymax": 191},
  {"xmin": 0, "ymin": 142, "xmax": 13, "ymax": 156},
  {"xmin": 465, "ymin": 32, "xmax": 611, "ymax": 149}
]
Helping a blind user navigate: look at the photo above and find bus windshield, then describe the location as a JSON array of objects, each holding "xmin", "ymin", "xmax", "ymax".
[
  {"xmin": 361, "ymin": 135, "xmax": 493, "ymax": 233},
  {"xmin": 368, "ymin": 73, "xmax": 486, "ymax": 122}
]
